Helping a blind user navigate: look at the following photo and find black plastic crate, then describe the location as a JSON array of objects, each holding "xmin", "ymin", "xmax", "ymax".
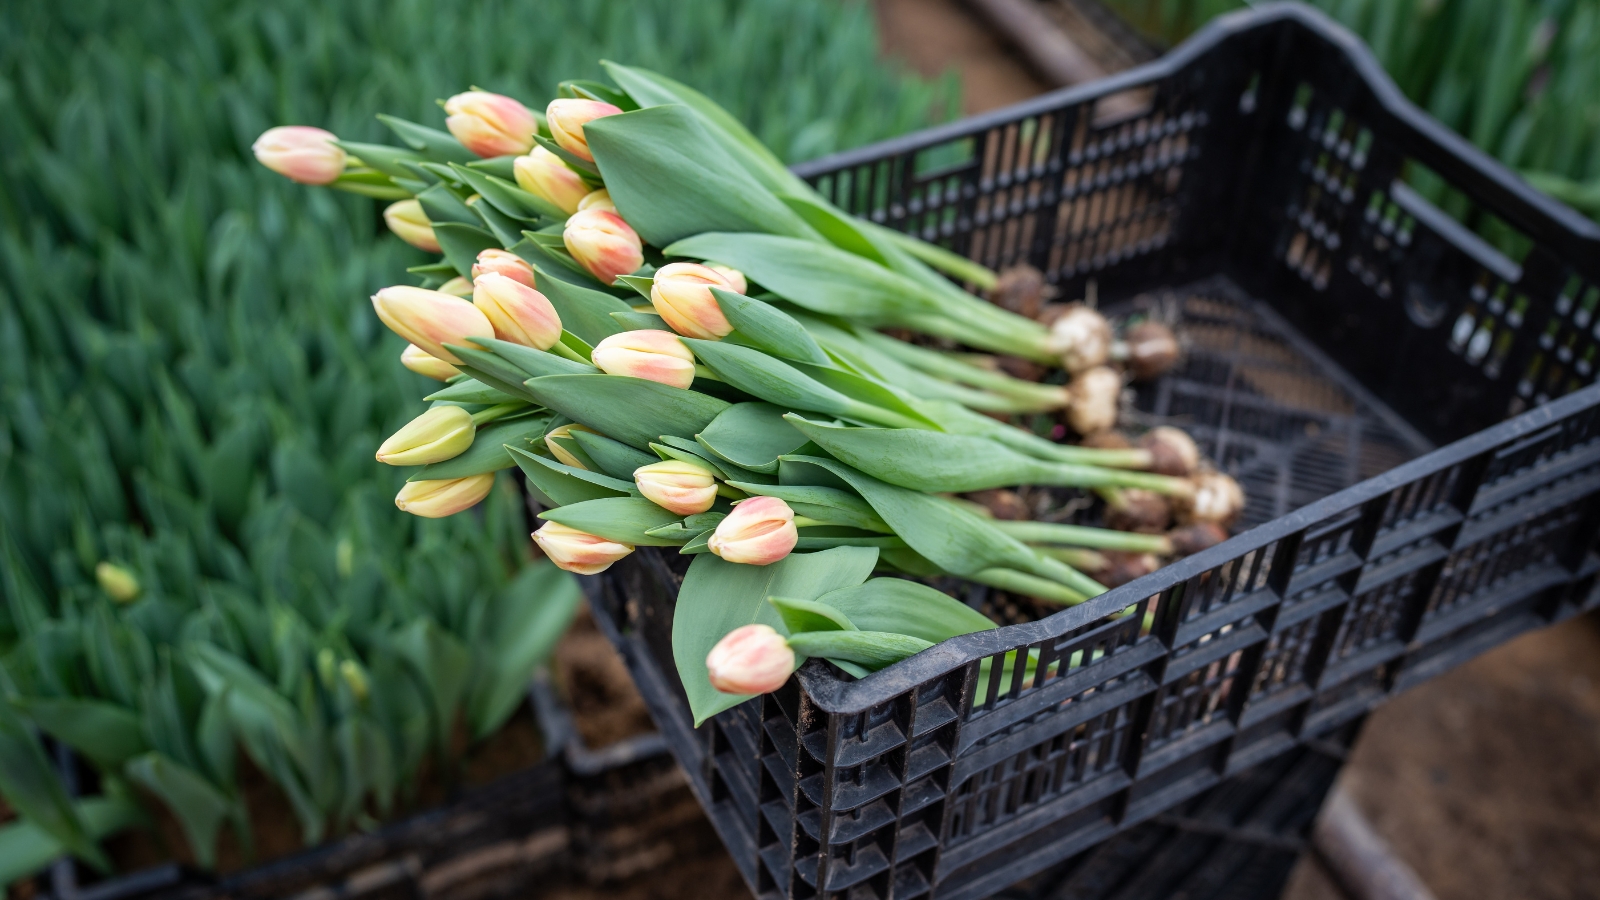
[{"xmin": 590, "ymin": 4, "xmax": 1600, "ymax": 900}]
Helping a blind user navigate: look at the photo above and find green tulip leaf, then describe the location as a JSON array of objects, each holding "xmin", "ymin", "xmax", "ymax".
[
  {"xmin": 611, "ymin": 310, "xmax": 670, "ymax": 331},
  {"xmin": 336, "ymin": 140, "xmax": 426, "ymax": 179},
  {"xmin": 412, "ymin": 414, "xmax": 553, "ymax": 481},
  {"xmin": 523, "ymin": 374, "xmax": 729, "ymax": 450},
  {"xmin": 467, "ymin": 336, "xmax": 597, "ymax": 378},
  {"xmin": 0, "ymin": 704, "xmax": 109, "ymax": 872},
  {"xmin": 510, "ymin": 447, "xmax": 634, "ymax": 506},
  {"xmin": 125, "ymin": 753, "xmax": 235, "ymax": 869},
  {"xmin": 433, "ymin": 222, "xmax": 502, "ymax": 278},
  {"xmin": 448, "ymin": 164, "xmax": 556, "ymax": 221},
  {"xmin": 812, "ymin": 578, "xmax": 996, "ymax": 643},
  {"xmin": 538, "ymin": 497, "xmax": 685, "ymax": 546},
  {"xmin": 784, "ymin": 415, "xmax": 1085, "ymax": 492},
  {"xmin": 425, "ymin": 378, "xmax": 524, "ymax": 405},
  {"xmin": 723, "ymin": 482, "xmax": 887, "ymax": 532},
  {"xmin": 511, "ymin": 236, "xmax": 611, "ymax": 290},
  {"xmin": 534, "ymin": 268, "xmax": 632, "ymax": 345},
  {"xmin": 785, "ymin": 631, "xmax": 934, "ymax": 672},
  {"xmin": 378, "ymin": 114, "xmax": 477, "ymax": 163},
  {"xmin": 712, "ymin": 288, "xmax": 829, "ymax": 364},
  {"xmin": 466, "ymin": 561, "xmax": 584, "ymax": 740},
  {"xmin": 696, "ymin": 402, "xmax": 811, "ymax": 474},
  {"xmin": 569, "ymin": 429, "xmax": 658, "ymax": 479},
  {"xmin": 10, "ymin": 697, "xmax": 148, "ymax": 772},
  {"xmin": 768, "ymin": 596, "xmax": 858, "ymax": 634},
  {"xmin": 0, "ymin": 794, "xmax": 143, "ymax": 887}
]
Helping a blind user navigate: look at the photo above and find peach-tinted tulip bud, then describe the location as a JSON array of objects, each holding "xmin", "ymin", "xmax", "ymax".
[
  {"xmin": 544, "ymin": 423, "xmax": 597, "ymax": 469},
  {"xmin": 471, "ymin": 248, "xmax": 537, "ymax": 289},
  {"xmin": 650, "ymin": 262, "xmax": 736, "ymax": 341},
  {"xmin": 1046, "ymin": 303, "xmax": 1113, "ymax": 374},
  {"xmin": 577, "ymin": 189, "xmax": 615, "ymax": 212},
  {"xmin": 401, "ymin": 343, "xmax": 461, "ymax": 381},
  {"xmin": 376, "ymin": 406, "xmax": 475, "ymax": 466},
  {"xmin": 513, "ymin": 147, "xmax": 589, "ymax": 214},
  {"xmin": 252, "ymin": 126, "xmax": 346, "ymax": 185},
  {"xmin": 372, "ymin": 286, "xmax": 494, "ymax": 364},
  {"xmin": 384, "ymin": 199, "xmax": 440, "ymax": 252},
  {"xmin": 473, "ymin": 272, "xmax": 561, "ymax": 350},
  {"xmin": 590, "ymin": 330, "xmax": 696, "ymax": 390},
  {"xmin": 443, "ymin": 91, "xmax": 538, "ymax": 158},
  {"xmin": 707, "ymin": 496, "xmax": 798, "ymax": 566},
  {"xmin": 635, "ymin": 459, "xmax": 718, "ymax": 515},
  {"xmin": 95, "ymin": 562, "xmax": 140, "ymax": 604},
  {"xmin": 706, "ymin": 624, "xmax": 795, "ymax": 694},
  {"xmin": 706, "ymin": 264, "xmax": 748, "ymax": 295},
  {"xmin": 438, "ymin": 276, "xmax": 474, "ymax": 298},
  {"xmin": 545, "ymin": 98, "xmax": 623, "ymax": 162},
  {"xmin": 533, "ymin": 521, "xmax": 634, "ymax": 575},
  {"xmin": 563, "ymin": 208, "xmax": 643, "ymax": 285},
  {"xmin": 395, "ymin": 473, "xmax": 495, "ymax": 518}
]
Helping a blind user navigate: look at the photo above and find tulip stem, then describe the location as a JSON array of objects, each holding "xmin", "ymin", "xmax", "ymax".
[
  {"xmin": 548, "ymin": 340, "xmax": 591, "ymax": 365},
  {"xmin": 856, "ymin": 329, "xmax": 1068, "ymax": 407},
  {"xmin": 992, "ymin": 521, "xmax": 1171, "ymax": 554},
  {"xmin": 971, "ymin": 568, "xmax": 1088, "ymax": 606},
  {"xmin": 981, "ymin": 426, "xmax": 1156, "ymax": 471},
  {"xmin": 469, "ymin": 402, "xmax": 530, "ymax": 425}
]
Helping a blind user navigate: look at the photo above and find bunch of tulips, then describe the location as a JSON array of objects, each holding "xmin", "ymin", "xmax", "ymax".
[{"xmin": 257, "ymin": 65, "xmax": 1244, "ymax": 724}]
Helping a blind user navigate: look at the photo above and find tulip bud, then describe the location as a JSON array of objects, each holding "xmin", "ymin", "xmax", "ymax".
[
  {"xmin": 438, "ymin": 276, "xmax": 474, "ymax": 298},
  {"xmin": 563, "ymin": 208, "xmax": 643, "ymax": 285},
  {"xmin": 577, "ymin": 188, "xmax": 615, "ymax": 212},
  {"xmin": 473, "ymin": 272, "xmax": 561, "ymax": 350},
  {"xmin": 95, "ymin": 562, "xmax": 140, "ymax": 604},
  {"xmin": 1066, "ymin": 366, "xmax": 1122, "ymax": 435},
  {"xmin": 650, "ymin": 262, "xmax": 736, "ymax": 340},
  {"xmin": 706, "ymin": 624, "xmax": 796, "ymax": 694},
  {"xmin": 252, "ymin": 126, "xmax": 346, "ymax": 185},
  {"xmin": 544, "ymin": 423, "xmax": 597, "ymax": 470},
  {"xmin": 533, "ymin": 521, "xmax": 634, "ymax": 574},
  {"xmin": 514, "ymin": 147, "xmax": 590, "ymax": 214},
  {"xmin": 1178, "ymin": 473, "xmax": 1246, "ymax": 527},
  {"xmin": 471, "ymin": 248, "xmax": 537, "ymax": 289},
  {"xmin": 339, "ymin": 660, "xmax": 370, "ymax": 703},
  {"xmin": 395, "ymin": 473, "xmax": 495, "ymax": 518},
  {"xmin": 1046, "ymin": 304, "xmax": 1113, "ymax": 374},
  {"xmin": 706, "ymin": 264, "xmax": 748, "ymax": 295},
  {"xmin": 707, "ymin": 496, "xmax": 797, "ymax": 566},
  {"xmin": 635, "ymin": 459, "xmax": 718, "ymax": 515},
  {"xmin": 400, "ymin": 343, "xmax": 461, "ymax": 381},
  {"xmin": 384, "ymin": 199, "xmax": 441, "ymax": 252},
  {"xmin": 376, "ymin": 406, "xmax": 475, "ymax": 466},
  {"xmin": 546, "ymin": 98, "xmax": 623, "ymax": 162},
  {"xmin": 372, "ymin": 286, "xmax": 494, "ymax": 364},
  {"xmin": 444, "ymin": 90, "xmax": 538, "ymax": 158},
  {"xmin": 1139, "ymin": 426, "xmax": 1200, "ymax": 477},
  {"xmin": 591, "ymin": 330, "xmax": 696, "ymax": 389}
]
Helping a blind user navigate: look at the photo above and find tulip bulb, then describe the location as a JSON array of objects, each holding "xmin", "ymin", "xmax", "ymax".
[
  {"xmin": 376, "ymin": 406, "xmax": 475, "ymax": 466},
  {"xmin": 383, "ymin": 199, "xmax": 441, "ymax": 252},
  {"xmin": 563, "ymin": 208, "xmax": 643, "ymax": 285},
  {"xmin": 1103, "ymin": 488, "xmax": 1171, "ymax": 534},
  {"xmin": 635, "ymin": 459, "xmax": 718, "ymax": 515},
  {"xmin": 706, "ymin": 624, "xmax": 796, "ymax": 695},
  {"xmin": 514, "ymin": 146, "xmax": 590, "ymax": 214},
  {"xmin": 1177, "ymin": 473, "xmax": 1246, "ymax": 527},
  {"xmin": 1138, "ymin": 426, "xmax": 1200, "ymax": 477},
  {"xmin": 1066, "ymin": 366, "xmax": 1123, "ymax": 435},
  {"xmin": 591, "ymin": 330, "xmax": 696, "ymax": 389},
  {"xmin": 533, "ymin": 521, "xmax": 634, "ymax": 574},
  {"xmin": 372, "ymin": 286, "xmax": 494, "ymax": 364},
  {"xmin": 1047, "ymin": 304, "xmax": 1113, "ymax": 374},
  {"xmin": 471, "ymin": 248, "xmax": 537, "ymax": 289},
  {"xmin": 546, "ymin": 98, "xmax": 623, "ymax": 162},
  {"xmin": 707, "ymin": 496, "xmax": 798, "ymax": 566},
  {"xmin": 400, "ymin": 344, "xmax": 461, "ymax": 382},
  {"xmin": 577, "ymin": 188, "xmax": 616, "ymax": 212},
  {"xmin": 444, "ymin": 90, "xmax": 538, "ymax": 158},
  {"xmin": 1119, "ymin": 320, "xmax": 1181, "ymax": 381},
  {"xmin": 395, "ymin": 473, "xmax": 495, "ymax": 518},
  {"xmin": 650, "ymin": 262, "xmax": 736, "ymax": 340},
  {"xmin": 473, "ymin": 272, "xmax": 561, "ymax": 350},
  {"xmin": 253, "ymin": 126, "xmax": 346, "ymax": 185}
]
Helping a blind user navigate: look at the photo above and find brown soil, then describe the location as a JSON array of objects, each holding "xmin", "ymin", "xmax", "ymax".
[
  {"xmin": 875, "ymin": 0, "xmax": 1049, "ymax": 113},
  {"xmin": 554, "ymin": 608, "xmax": 657, "ymax": 749}
]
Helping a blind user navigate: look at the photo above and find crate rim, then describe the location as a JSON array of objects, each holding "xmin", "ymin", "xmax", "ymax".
[{"xmin": 790, "ymin": 2, "xmax": 1600, "ymax": 261}]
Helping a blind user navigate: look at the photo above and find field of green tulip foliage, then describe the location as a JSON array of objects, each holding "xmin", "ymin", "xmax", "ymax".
[{"xmin": 0, "ymin": 0, "xmax": 958, "ymax": 884}]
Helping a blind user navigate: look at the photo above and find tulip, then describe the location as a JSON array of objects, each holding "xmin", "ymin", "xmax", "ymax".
[
  {"xmin": 339, "ymin": 660, "xmax": 370, "ymax": 703},
  {"xmin": 252, "ymin": 126, "xmax": 346, "ymax": 185},
  {"xmin": 544, "ymin": 423, "xmax": 596, "ymax": 469},
  {"xmin": 650, "ymin": 263, "xmax": 736, "ymax": 340},
  {"xmin": 95, "ymin": 562, "xmax": 140, "ymax": 603},
  {"xmin": 443, "ymin": 90, "xmax": 538, "ymax": 158},
  {"xmin": 513, "ymin": 147, "xmax": 590, "ymax": 214},
  {"xmin": 371, "ymin": 285, "xmax": 494, "ymax": 364},
  {"xmin": 471, "ymin": 248, "xmax": 537, "ymax": 289},
  {"xmin": 395, "ymin": 473, "xmax": 495, "ymax": 518},
  {"xmin": 1066, "ymin": 366, "xmax": 1122, "ymax": 435},
  {"xmin": 590, "ymin": 330, "xmax": 696, "ymax": 389},
  {"xmin": 383, "ymin": 199, "xmax": 440, "ymax": 252},
  {"xmin": 438, "ymin": 276, "xmax": 474, "ymax": 298},
  {"xmin": 706, "ymin": 264, "xmax": 748, "ymax": 295},
  {"xmin": 576, "ymin": 188, "xmax": 615, "ymax": 212},
  {"xmin": 533, "ymin": 521, "xmax": 634, "ymax": 575},
  {"xmin": 473, "ymin": 272, "xmax": 561, "ymax": 350},
  {"xmin": 545, "ymin": 98, "xmax": 623, "ymax": 162},
  {"xmin": 376, "ymin": 406, "xmax": 475, "ymax": 466},
  {"xmin": 634, "ymin": 459, "xmax": 718, "ymax": 515},
  {"xmin": 706, "ymin": 624, "xmax": 796, "ymax": 694},
  {"xmin": 400, "ymin": 343, "xmax": 461, "ymax": 382},
  {"xmin": 1046, "ymin": 304, "xmax": 1113, "ymax": 374},
  {"xmin": 707, "ymin": 496, "xmax": 797, "ymax": 566},
  {"xmin": 563, "ymin": 208, "xmax": 643, "ymax": 285}
]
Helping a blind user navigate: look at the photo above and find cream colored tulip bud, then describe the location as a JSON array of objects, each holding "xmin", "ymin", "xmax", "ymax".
[
  {"xmin": 706, "ymin": 264, "xmax": 748, "ymax": 295},
  {"xmin": 438, "ymin": 276, "xmax": 474, "ymax": 298},
  {"xmin": 473, "ymin": 272, "xmax": 561, "ymax": 350},
  {"xmin": 544, "ymin": 423, "xmax": 597, "ymax": 469},
  {"xmin": 95, "ymin": 562, "xmax": 140, "ymax": 604},
  {"xmin": 1067, "ymin": 366, "xmax": 1123, "ymax": 435},
  {"xmin": 563, "ymin": 208, "xmax": 643, "ymax": 285},
  {"xmin": 634, "ymin": 459, "xmax": 718, "ymax": 515},
  {"xmin": 590, "ymin": 330, "xmax": 696, "ymax": 389},
  {"xmin": 471, "ymin": 248, "xmax": 537, "ymax": 289},
  {"xmin": 339, "ymin": 659, "xmax": 371, "ymax": 704},
  {"xmin": 376, "ymin": 406, "xmax": 475, "ymax": 466},
  {"xmin": 650, "ymin": 262, "xmax": 736, "ymax": 340},
  {"xmin": 545, "ymin": 98, "xmax": 623, "ymax": 162},
  {"xmin": 533, "ymin": 521, "xmax": 635, "ymax": 574},
  {"xmin": 395, "ymin": 473, "xmax": 495, "ymax": 518},
  {"xmin": 576, "ymin": 188, "xmax": 615, "ymax": 212},
  {"xmin": 371, "ymin": 285, "xmax": 494, "ymax": 364},
  {"xmin": 1047, "ymin": 304, "xmax": 1113, "ymax": 374},
  {"xmin": 708, "ymin": 496, "xmax": 798, "ymax": 566},
  {"xmin": 707, "ymin": 624, "xmax": 796, "ymax": 694},
  {"xmin": 400, "ymin": 343, "xmax": 461, "ymax": 381},
  {"xmin": 513, "ymin": 146, "xmax": 589, "ymax": 214},
  {"xmin": 252, "ymin": 126, "xmax": 346, "ymax": 185},
  {"xmin": 444, "ymin": 90, "xmax": 538, "ymax": 158},
  {"xmin": 383, "ymin": 199, "xmax": 440, "ymax": 252}
]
